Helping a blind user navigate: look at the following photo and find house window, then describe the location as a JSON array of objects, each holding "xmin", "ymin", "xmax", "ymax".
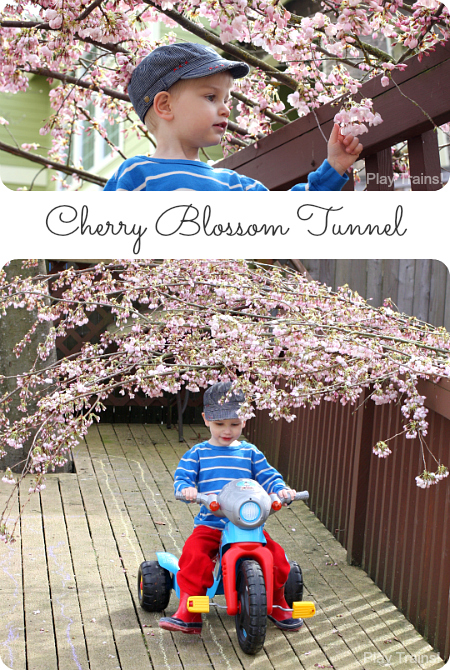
[
  {"xmin": 80, "ymin": 101, "xmax": 121, "ymax": 172},
  {"xmin": 82, "ymin": 103, "xmax": 96, "ymax": 171},
  {"xmin": 102, "ymin": 120, "xmax": 120, "ymax": 159}
]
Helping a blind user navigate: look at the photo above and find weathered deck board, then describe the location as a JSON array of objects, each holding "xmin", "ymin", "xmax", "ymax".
[
  {"xmin": 20, "ymin": 484, "xmax": 60, "ymax": 670},
  {"xmin": 74, "ymin": 428, "xmax": 154, "ymax": 670},
  {"xmin": 0, "ymin": 485, "xmax": 25, "ymax": 670},
  {"xmin": 59, "ymin": 473, "xmax": 123, "ymax": 670},
  {"xmin": 40, "ymin": 476, "xmax": 89, "ymax": 670},
  {"xmin": 0, "ymin": 424, "xmax": 445, "ymax": 670}
]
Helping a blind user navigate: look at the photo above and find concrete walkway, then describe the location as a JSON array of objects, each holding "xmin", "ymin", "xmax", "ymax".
[{"xmin": 0, "ymin": 423, "xmax": 445, "ymax": 670}]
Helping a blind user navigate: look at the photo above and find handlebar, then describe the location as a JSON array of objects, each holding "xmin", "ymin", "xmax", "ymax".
[
  {"xmin": 175, "ymin": 491, "xmax": 215, "ymax": 506},
  {"xmin": 283, "ymin": 490, "xmax": 309, "ymax": 503},
  {"xmin": 175, "ymin": 489, "xmax": 309, "ymax": 507}
]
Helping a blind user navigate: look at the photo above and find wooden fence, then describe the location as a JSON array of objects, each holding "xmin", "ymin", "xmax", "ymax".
[
  {"xmin": 296, "ymin": 259, "xmax": 450, "ymax": 330},
  {"xmin": 244, "ymin": 379, "xmax": 450, "ymax": 661},
  {"xmin": 217, "ymin": 41, "xmax": 450, "ymax": 190}
]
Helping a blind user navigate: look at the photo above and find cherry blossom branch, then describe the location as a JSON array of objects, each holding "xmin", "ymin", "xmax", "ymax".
[
  {"xmin": 0, "ymin": 20, "xmax": 51, "ymax": 28},
  {"xmin": 402, "ymin": 0, "xmax": 447, "ymax": 27},
  {"xmin": 23, "ymin": 66, "xmax": 130, "ymax": 101},
  {"xmin": 75, "ymin": 104, "xmax": 128, "ymax": 160},
  {"xmin": 397, "ymin": 2, "xmax": 446, "ymax": 64},
  {"xmin": 231, "ymin": 91, "xmax": 290, "ymax": 125},
  {"xmin": 389, "ymin": 78, "xmax": 443, "ymax": 134},
  {"xmin": 0, "ymin": 141, "xmax": 107, "ymax": 186},
  {"xmin": 75, "ymin": 0, "xmax": 105, "ymax": 21},
  {"xmin": 0, "ymin": 21, "xmax": 129, "ymax": 53},
  {"xmin": 313, "ymin": 44, "xmax": 366, "ymax": 70},
  {"xmin": 287, "ymin": 13, "xmax": 394, "ymax": 63}
]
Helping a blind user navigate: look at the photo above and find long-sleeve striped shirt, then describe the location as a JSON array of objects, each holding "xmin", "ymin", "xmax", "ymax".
[
  {"xmin": 173, "ymin": 440, "xmax": 287, "ymax": 530},
  {"xmin": 104, "ymin": 156, "xmax": 348, "ymax": 192}
]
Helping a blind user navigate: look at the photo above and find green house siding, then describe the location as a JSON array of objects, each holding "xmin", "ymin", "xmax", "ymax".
[{"xmin": 0, "ymin": 74, "xmax": 57, "ymax": 191}]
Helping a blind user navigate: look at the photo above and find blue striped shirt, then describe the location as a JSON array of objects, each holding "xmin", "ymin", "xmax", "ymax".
[
  {"xmin": 104, "ymin": 156, "xmax": 348, "ymax": 191},
  {"xmin": 174, "ymin": 440, "xmax": 287, "ymax": 530}
]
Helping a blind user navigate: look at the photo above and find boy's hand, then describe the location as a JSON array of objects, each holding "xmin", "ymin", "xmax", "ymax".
[
  {"xmin": 278, "ymin": 488, "xmax": 296, "ymax": 505},
  {"xmin": 182, "ymin": 487, "xmax": 198, "ymax": 501},
  {"xmin": 327, "ymin": 123, "xmax": 363, "ymax": 175}
]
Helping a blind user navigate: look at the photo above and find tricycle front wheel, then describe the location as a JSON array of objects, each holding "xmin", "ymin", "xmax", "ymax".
[{"xmin": 235, "ymin": 559, "xmax": 267, "ymax": 655}]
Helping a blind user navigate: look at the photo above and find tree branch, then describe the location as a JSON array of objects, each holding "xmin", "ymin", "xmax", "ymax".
[
  {"xmin": 0, "ymin": 21, "xmax": 129, "ymax": 53},
  {"xmin": 401, "ymin": 1, "xmax": 447, "ymax": 27},
  {"xmin": 76, "ymin": 0, "xmax": 104, "ymax": 21},
  {"xmin": 0, "ymin": 141, "xmax": 107, "ymax": 187},
  {"xmin": 24, "ymin": 66, "xmax": 129, "ymax": 101},
  {"xmin": 313, "ymin": 44, "xmax": 365, "ymax": 70},
  {"xmin": 231, "ymin": 91, "xmax": 290, "ymax": 125},
  {"xmin": 226, "ymin": 135, "xmax": 249, "ymax": 148},
  {"xmin": 288, "ymin": 13, "xmax": 394, "ymax": 63},
  {"xmin": 397, "ymin": 2, "xmax": 445, "ymax": 64},
  {"xmin": 75, "ymin": 105, "xmax": 127, "ymax": 160},
  {"xmin": 76, "ymin": 35, "xmax": 129, "ymax": 54},
  {"xmin": 1, "ymin": 20, "xmax": 51, "ymax": 28}
]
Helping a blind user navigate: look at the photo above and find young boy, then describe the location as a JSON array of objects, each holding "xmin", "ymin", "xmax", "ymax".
[
  {"xmin": 159, "ymin": 381, "xmax": 301, "ymax": 635},
  {"xmin": 104, "ymin": 42, "xmax": 363, "ymax": 191}
]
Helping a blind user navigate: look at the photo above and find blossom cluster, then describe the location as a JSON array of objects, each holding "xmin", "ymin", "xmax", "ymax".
[
  {"xmin": 373, "ymin": 441, "xmax": 392, "ymax": 458},
  {"xmin": 0, "ymin": 0, "xmax": 448, "ymax": 176},
  {"xmin": 415, "ymin": 465, "xmax": 449, "ymax": 488}
]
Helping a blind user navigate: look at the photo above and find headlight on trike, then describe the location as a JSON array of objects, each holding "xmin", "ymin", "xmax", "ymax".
[{"xmin": 239, "ymin": 501, "xmax": 261, "ymax": 523}]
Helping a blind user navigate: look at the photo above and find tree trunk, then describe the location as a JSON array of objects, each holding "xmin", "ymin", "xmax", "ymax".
[{"xmin": 0, "ymin": 260, "xmax": 66, "ymax": 471}]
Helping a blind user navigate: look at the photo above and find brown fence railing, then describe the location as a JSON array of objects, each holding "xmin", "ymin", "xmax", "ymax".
[
  {"xmin": 244, "ymin": 379, "xmax": 450, "ymax": 661},
  {"xmin": 217, "ymin": 41, "xmax": 450, "ymax": 191}
]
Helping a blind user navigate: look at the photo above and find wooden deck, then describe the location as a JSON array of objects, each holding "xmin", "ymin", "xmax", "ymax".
[{"xmin": 0, "ymin": 423, "xmax": 445, "ymax": 670}]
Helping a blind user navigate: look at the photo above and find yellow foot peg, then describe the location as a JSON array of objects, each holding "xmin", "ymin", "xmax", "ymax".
[
  {"xmin": 292, "ymin": 601, "xmax": 316, "ymax": 618},
  {"xmin": 186, "ymin": 596, "xmax": 210, "ymax": 613}
]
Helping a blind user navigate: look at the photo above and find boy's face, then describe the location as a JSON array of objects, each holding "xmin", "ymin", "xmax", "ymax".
[
  {"xmin": 202, "ymin": 414, "xmax": 246, "ymax": 447},
  {"xmin": 158, "ymin": 72, "xmax": 233, "ymax": 157}
]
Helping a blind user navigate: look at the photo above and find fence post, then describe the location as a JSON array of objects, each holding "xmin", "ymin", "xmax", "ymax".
[
  {"xmin": 342, "ymin": 169, "xmax": 355, "ymax": 191},
  {"xmin": 408, "ymin": 130, "xmax": 441, "ymax": 191},
  {"xmin": 365, "ymin": 148, "xmax": 394, "ymax": 190},
  {"xmin": 346, "ymin": 388, "xmax": 375, "ymax": 565}
]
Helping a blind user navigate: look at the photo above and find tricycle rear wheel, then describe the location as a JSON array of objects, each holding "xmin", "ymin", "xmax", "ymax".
[
  {"xmin": 138, "ymin": 560, "xmax": 172, "ymax": 612},
  {"xmin": 235, "ymin": 559, "xmax": 267, "ymax": 655},
  {"xmin": 284, "ymin": 560, "xmax": 303, "ymax": 607}
]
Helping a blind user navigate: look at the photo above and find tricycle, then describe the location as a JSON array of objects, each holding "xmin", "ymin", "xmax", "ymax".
[{"xmin": 137, "ymin": 478, "xmax": 315, "ymax": 655}]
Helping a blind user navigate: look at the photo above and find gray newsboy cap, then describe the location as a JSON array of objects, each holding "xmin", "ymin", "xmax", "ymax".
[
  {"xmin": 127, "ymin": 42, "xmax": 250, "ymax": 123},
  {"xmin": 203, "ymin": 382, "xmax": 245, "ymax": 420}
]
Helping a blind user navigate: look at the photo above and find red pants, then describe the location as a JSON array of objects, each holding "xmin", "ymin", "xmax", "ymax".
[{"xmin": 177, "ymin": 525, "xmax": 290, "ymax": 596}]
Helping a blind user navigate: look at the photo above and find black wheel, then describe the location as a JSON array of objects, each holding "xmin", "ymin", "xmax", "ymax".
[
  {"xmin": 235, "ymin": 559, "xmax": 267, "ymax": 655},
  {"xmin": 284, "ymin": 561, "xmax": 303, "ymax": 607},
  {"xmin": 138, "ymin": 560, "xmax": 172, "ymax": 612}
]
